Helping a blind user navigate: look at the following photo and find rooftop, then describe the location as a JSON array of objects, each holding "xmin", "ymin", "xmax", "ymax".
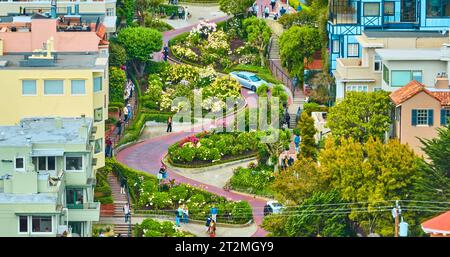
[
  {"xmin": 0, "ymin": 52, "xmax": 106, "ymax": 69},
  {"xmin": 422, "ymin": 211, "xmax": 450, "ymax": 235},
  {"xmin": 390, "ymin": 80, "xmax": 450, "ymax": 106},
  {"xmin": 0, "ymin": 117, "xmax": 93, "ymax": 147},
  {"xmin": 364, "ymin": 30, "xmax": 448, "ymax": 38},
  {"xmin": 375, "ymin": 48, "xmax": 441, "ymax": 61}
]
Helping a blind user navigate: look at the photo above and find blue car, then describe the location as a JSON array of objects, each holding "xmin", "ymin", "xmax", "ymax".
[{"xmin": 229, "ymin": 71, "xmax": 269, "ymax": 92}]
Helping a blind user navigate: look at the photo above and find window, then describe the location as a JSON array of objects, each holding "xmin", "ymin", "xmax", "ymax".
[
  {"xmin": 347, "ymin": 43, "xmax": 359, "ymax": 57},
  {"xmin": 332, "ymin": 40, "xmax": 340, "ymax": 53},
  {"xmin": 373, "ymin": 87, "xmax": 382, "ymax": 92},
  {"xmin": 374, "ymin": 57, "xmax": 382, "ymax": 72},
  {"xmin": 427, "ymin": 0, "xmax": 450, "ymax": 17},
  {"xmin": 93, "ymin": 77, "xmax": 102, "ymax": 92},
  {"xmin": 65, "ymin": 156, "xmax": 83, "ymax": 171},
  {"xmin": 329, "ymin": 0, "xmax": 358, "ymax": 24},
  {"xmin": 32, "ymin": 156, "xmax": 56, "ymax": 171},
  {"xmin": 32, "ymin": 216, "xmax": 52, "ymax": 233},
  {"xmin": 412, "ymin": 109, "xmax": 433, "ymax": 126},
  {"xmin": 383, "ymin": 65, "xmax": 390, "ymax": 84},
  {"xmin": 22, "ymin": 80, "xmax": 37, "ymax": 95},
  {"xmin": 94, "ymin": 138, "xmax": 103, "ymax": 154},
  {"xmin": 441, "ymin": 109, "xmax": 450, "ymax": 125},
  {"xmin": 412, "ymin": 71, "xmax": 422, "ymax": 82},
  {"xmin": 391, "ymin": 70, "xmax": 422, "ymax": 87},
  {"xmin": 19, "ymin": 216, "xmax": 28, "ymax": 233},
  {"xmin": 384, "ymin": 1, "xmax": 395, "ymax": 15},
  {"xmin": 66, "ymin": 188, "xmax": 84, "ymax": 209},
  {"xmin": 44, "ymin": 80, "xmax": 64, "ymax": 95},
  {"xmin": 94, "ymin": 107, "xmax": 103, "ymax": 122},
  {"xmin": 106, "ymin": 7, "xmax": 115, "ymax": 16},
  {"xmin": 15, "ymin": 157, "xmax": 24, "ymax": 171},
  {"xmin": 71, "ymin": 80, "xmax": 86, "ymax": 95},
  {"xmin": 364, "ymin": 3, "xmax": 380, "ymax": 16},
  {"xmin": 346, "ymin": 85, "xmax": 368, "ymax": 92}
]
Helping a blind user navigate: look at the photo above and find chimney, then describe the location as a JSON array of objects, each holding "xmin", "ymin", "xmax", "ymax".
[
  {"xmin": 79, "ymin": 124, "xmax": 88, "ymax": 139},
  {"xmin": 435, "ymin": 77, "xmax": 450, "ymax": 89},
  {"xmin": 54, "ymin": 117, "xmax": 63, "ymax": 129}
]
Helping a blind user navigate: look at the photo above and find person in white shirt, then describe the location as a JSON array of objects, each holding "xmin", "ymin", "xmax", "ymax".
[{"xmin": 123, "ymin": 203, "xmax": 131, "ymax": 223}]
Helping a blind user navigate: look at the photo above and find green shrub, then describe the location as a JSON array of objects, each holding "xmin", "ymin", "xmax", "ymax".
[
  {"xmin": 303, "ymin": 102, "xmax": 328, "ymax": 115},
  {"xmin": 230, "ymin": 167, "xmax": 274, "ymax": 197}
]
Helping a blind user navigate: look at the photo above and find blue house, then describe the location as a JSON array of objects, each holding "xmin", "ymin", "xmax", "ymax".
[{"xmin": 328, "ymin": 0, "xmax": 450, "ymax": 72}]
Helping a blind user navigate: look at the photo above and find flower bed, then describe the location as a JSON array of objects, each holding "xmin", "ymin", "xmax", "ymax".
[
  {"xmin": 133, "ymin": 218, "xmax": 194, "ymax": 237},
  {"xmin": 169, "ymin": 18, "xmax": 261, "ymax": 71},
  {"xmin": 229, "ymin": 164, "xmax": 275, "ymax": 197},
  {"xmin": 106, "ymin": 158, "xmax": 253, "ymax": 224},
  {"xmin": 168, "ymin": 131, "xmax": 259, "ymax": 165}
]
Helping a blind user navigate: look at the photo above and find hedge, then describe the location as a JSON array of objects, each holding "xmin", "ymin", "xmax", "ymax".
[
  {"xmin": 106, "ymin": 158, "xmax": 253, "ymax": 224},
  {"xmin": 94, "ymin": 168, "xmax": 114, "ymax": 204}
]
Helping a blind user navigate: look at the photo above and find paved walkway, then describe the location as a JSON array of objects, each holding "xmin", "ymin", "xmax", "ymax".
[
  {"xmin": 116, "ymin": 88, "xmax": 268, "ymax": 237},
  {"xmin": 162, "ymin": 5, "xmax": 227, "ymax": 29}
]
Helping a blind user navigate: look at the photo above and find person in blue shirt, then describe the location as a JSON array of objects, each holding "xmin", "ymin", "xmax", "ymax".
[
  {"xmin": 294, "ymin": 134, "xmax": 301, "ymax": 154},
  {"xmin": 210, "ymin": 205, "xmax": 218, "ymax": 222},
  {"xmin": 279, "ymin": 6, "xmax": 286, "ymax": 16}
]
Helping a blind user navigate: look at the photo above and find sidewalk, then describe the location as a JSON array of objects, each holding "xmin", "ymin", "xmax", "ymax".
[{"xmin": 162, "ymin": 4, "xmax": 227, "ymax": 29}]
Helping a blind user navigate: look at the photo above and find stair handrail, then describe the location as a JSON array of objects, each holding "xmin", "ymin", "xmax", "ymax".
[{"xmin": 112, "ymin": 169, "xmax": 132, "ymax": 237}]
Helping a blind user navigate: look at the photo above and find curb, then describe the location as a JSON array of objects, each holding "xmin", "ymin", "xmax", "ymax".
[{"xmin": 165, "ymin": 155, "xmax": 257, "ymax": 172}]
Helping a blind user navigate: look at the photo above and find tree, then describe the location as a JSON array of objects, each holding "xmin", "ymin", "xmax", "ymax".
[
  {"xmin": 117, "ymin": 27, "xmax": 162, "ymax": 79},
  {"xmin": 242, "ymin": 17, "xmax": 272, "ymax": 67},
  {"xmin": 297, "ymin": 112, "xmax": 317, "ymax": 159},
  {"xmin": 257, "ymin": 129, "xmax": 291, "ymax": 172},
  {"xmin": 279, "ymin": 26, "xmax": 321, "ymax": 81},
  {"xmin": 109, "ymin": 42, "xmax": 127, "ymax": 67},
  {"xmin": 319, "ymin": 137, "xmax": 420, "ymax": 236},
  {"xmin": 419, "ymin": 124, "xmax": 450, "ymax": 177},
  {"xmin": 122, "ymin": 0, "xmax": 136, "ymax": 26},
  {"xmin": 284, "ymin": 190, "xmax": 354, "ymax": 237},
  {"xmin": 219, "ymin": 0, "xmax": 254, "ymax": 17},
  {"xmin": 136, "ymin": 0, "xmax": 163, "ymax": 26},
  {"xmin": 271, "ymin": 157, "xmax": 325, "ymax": 205},
  {"xmin": 109, "ymin": 67, "xmax": 127, "ymax": 103},
  {"xmin": 327, "ymin": 91, "xmax": 393, "ymax": 143},
  {"xmin": 278, "ymin": 9, "xmax": 317, "ymax": 29}
]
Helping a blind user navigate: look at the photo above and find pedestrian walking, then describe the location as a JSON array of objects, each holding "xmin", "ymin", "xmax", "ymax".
[
  {"xmin": 163, "ymin": 45, "xmax": 169, "ymax": 62},
  {"xmin": 294, "ymin": 134, "xmax": 301, "ymax": 154},
  {"xmin": 285, "ymin": 112, "xmax": 291, "ymax": 129},
  {"xmin": 167, "ymin": 116, "xmax": 173, "ymax": 132},
  {"xmin": 264, "ymin": 6, "xmax": 270, "ymax": 18},
  {"xmin": 280, "ymin": 155, "xmax": 286, "ymax": 170},
  {"xmin": 184, "ymin": 6, "xmax": 188, "ymax": 20},
  {"xmin": 270, "ymin": 0, "xmax": 276, "ymax": 11},
  {"xmin": 205, "ymin": 216, "xmax": 212, "ymax": 233},
  {"xmin": 182, "ymin": 206, "xmax": 189, "ymax": 224},
  {"xmin": 123, "ymin": 106, "xmax": 129, "ymax": 122},
  {"xmin": 288, "ymin": 156, "xmax": 294, "ymax": 166},
  {"xmin": 105, "ymin": 137, "xmax": 113, "ymax": 158},
  {"xmin": 176, "ymin": 206, "xmax": 183, "ymax": 227},
  {"xmin": 120, "ymin": 177, "xmax": 126, "ymax": 194},
  {"xmin": 116, "ymin": 119, "xmax": 123, "ymax": 137},
  {"xmin": 126, "ymin": 103, "xmax": 132, "ymax": 121},
  {"xmin": 210, "ymin": 204, "xmax": 218, "ymax": 222},
  {"xmin": 209, "ymin": 220, "xmax": 216, "ymax": 237},
  {"xmin": 123, "ymin": 203, "xmax": 131, "ymax": 223},
  {"xmin": 280, "ymin": 6, "xmax": 286, "ymax": 16},
  {"xmin": 178, "ymin": 6, "xmax": 183, "ymax": 19}
]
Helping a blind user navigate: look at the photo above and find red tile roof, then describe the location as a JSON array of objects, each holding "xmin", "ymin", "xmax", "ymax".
[
  {"xmin": 430, "ymin": 91, "xmax": 450, "ymax": 106},
  {"xmin": 389, "ymin": 80, "xmax": 443, "ymax": 105},
  {"xmin": 421, "ymin": 211, "xmax": 450, "ymax": 234}
]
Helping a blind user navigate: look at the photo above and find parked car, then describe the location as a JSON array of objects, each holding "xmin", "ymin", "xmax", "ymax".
[
  {"xmin": 229, "ymin": 71, "xmax": 269, "ymax": 91},
  {"xmin": 263, "ymin": 201, "xmax": 284, "ymax": 216}
]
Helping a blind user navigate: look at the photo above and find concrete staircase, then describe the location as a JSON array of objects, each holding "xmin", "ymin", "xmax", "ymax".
[
  {"xmin": 107, "ymin": 173, "xmax": 133, "ymax": 237},
  {"xmin": 269, "ymin": 36, "xmax": 280, "ymax": 60}
]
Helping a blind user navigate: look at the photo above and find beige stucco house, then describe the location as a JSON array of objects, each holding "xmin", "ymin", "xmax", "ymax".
[
  {"xmin": 335, "ymin": 31, "xmax": 450, "ymax": 100},
  {"xmin": 390, "ymin": 80, "xmax": 450, "ymax": 156}
]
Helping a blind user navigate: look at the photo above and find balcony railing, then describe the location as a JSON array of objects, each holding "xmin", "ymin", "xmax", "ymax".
[{"xmin": 66, "ymin": 202, "xmax": 100, "ymax": 210}]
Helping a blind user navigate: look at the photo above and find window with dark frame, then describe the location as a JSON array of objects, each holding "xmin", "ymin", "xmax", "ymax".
[
  {"xmin": 384, "ymin": 1, "xmax": 395, "ymax": 15},
  {"xmin": 66, "ymin": 156, "xmax": 82, "ymax": 171},
  {"xmin": 417, "ymin": 109, "xmax": 428, "ymax": 125},
  {"xmin": 427, "ymin": 0, "xmax": 450, "ymax": 17},
  {"xmin": 15, "ymin": 157, "xmax": 24, "ymax": 170},
  {"xmin": 364, "ymin": 3, "xmax": 380, "ymax": 16},
  {"xmin": 19, "ymin": 216, "xmax": 28, "ymax": 233}
]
